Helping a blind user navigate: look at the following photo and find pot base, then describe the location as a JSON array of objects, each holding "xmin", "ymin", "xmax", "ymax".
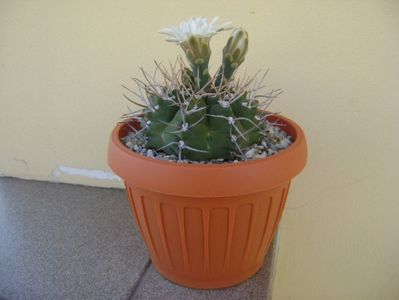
[{"xmin": 153, "ymin": 259, "xmax": 265, "ymax": 289}]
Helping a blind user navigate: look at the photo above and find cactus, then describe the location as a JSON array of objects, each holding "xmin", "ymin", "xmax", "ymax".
[{"xmin": 124, "ymin": 17, "xmax": 282, "ymax": 162}]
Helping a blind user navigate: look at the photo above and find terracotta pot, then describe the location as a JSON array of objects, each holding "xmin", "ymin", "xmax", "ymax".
[{"xmin": 108, "ymin": 114, "xmax": 307, "ymax": 289}]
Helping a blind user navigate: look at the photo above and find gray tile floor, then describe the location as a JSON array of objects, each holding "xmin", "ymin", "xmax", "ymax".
[{"xmin": 0, "ymin": 177, "xmax": 275, "ymax": 300}]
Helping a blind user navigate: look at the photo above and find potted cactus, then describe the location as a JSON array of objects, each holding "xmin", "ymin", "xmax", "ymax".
[{"xmin": 108, "ymin": 17, "xmax": 307, "ymax": 289}]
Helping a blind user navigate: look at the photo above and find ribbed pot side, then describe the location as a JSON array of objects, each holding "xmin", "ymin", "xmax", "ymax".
[
  {"xmin": 108, "ymin": 114, "xmax": 307, "ymax": 289},
  {"xmin": 125, "ymin": 183, "xmax": 290, "ymax": 289}
]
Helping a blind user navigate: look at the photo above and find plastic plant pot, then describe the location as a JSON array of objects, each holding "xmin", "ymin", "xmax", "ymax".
[{"xmin": 108, "ymin": 114, "xmax": 307, "ymax": 289}]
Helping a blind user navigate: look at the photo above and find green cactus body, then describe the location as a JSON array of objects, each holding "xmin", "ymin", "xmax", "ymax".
[{"xmin": 144, "ymin": 88, "xmax": 263, "ymax": 160}]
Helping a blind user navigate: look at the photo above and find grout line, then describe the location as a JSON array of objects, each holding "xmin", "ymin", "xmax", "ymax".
[
  {"xmin": 127, "ymin": 259, "xmax": 152, "ymax": 300},
  {"xmin": 266, "ymin": 230, "xmax": 281, "ymax": 300}
]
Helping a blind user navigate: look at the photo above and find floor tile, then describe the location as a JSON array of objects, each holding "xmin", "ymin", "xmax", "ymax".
[{"xmin": 0, "ymin": 177, "xmax": 149, "ymax": 300}]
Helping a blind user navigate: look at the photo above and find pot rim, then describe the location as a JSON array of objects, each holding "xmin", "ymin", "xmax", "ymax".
[{"xmin": 108, "ymin": 114, "xmax": 307, "ymax": 197}]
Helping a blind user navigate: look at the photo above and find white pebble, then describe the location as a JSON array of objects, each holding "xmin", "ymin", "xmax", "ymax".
[
  {"xmin": 245, "ymin": 148, "xmax": 257, "ymax": 158},
  {"xmin": 255, "ymin": 152, "xmax": 267, "ymax": 159},
  {"xmin": 146, "ymin": 149, "xmax": 154, "ymax": 157}
]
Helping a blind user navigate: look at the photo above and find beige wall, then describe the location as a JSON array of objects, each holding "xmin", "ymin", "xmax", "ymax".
[{"xmin": 1, "ymin": 1, "xmax": 398, "ymax": 299}]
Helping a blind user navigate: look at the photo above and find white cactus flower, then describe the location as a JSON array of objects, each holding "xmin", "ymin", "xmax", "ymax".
[{"xmin": 159, "ymin": 17, "xmax": 233, "ymax": 44}]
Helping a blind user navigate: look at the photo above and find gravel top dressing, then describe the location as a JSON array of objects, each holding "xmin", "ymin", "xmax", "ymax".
[{"xmin": 122, "ymin": 122, "xmax": 292, "ymax": 164}]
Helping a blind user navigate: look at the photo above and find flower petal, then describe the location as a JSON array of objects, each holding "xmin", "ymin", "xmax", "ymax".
[{"xmin": 159, "ymin": 17, "xmax": 233, "ymax": 43}]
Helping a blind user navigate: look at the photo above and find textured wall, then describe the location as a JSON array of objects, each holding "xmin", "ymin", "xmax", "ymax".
[{"xmin": 1, "ymin": 1, "xmax": 398, "ymax": 299}]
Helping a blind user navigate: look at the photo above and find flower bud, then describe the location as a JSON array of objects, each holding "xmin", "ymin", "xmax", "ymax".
[
  {"xmin": 224, "ymin": 28, "xmax": 248, "ymax": 65},
  {"xmin": 216, "ymin": 28, "xmax": 249, "ymax": 85}
]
